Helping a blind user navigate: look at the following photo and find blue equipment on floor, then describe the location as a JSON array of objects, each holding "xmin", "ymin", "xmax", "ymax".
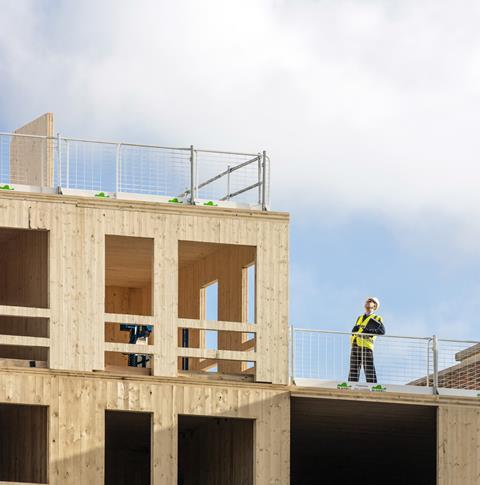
[{"xmin": 120, "ymin": 324, "xmax": 153, "ymax": 367}]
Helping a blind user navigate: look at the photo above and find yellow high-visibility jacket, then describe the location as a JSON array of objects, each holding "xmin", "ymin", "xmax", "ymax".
[{"xmin": 350, "ymin": 313, "xmax": 384, "ymax": 351}]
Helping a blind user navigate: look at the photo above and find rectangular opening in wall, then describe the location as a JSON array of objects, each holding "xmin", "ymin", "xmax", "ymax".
[
  {"xmin": 0, "ymin": 403, "xmax": 48, "ymax": 483},
  {"xmin": 291, "ymin": 397, "xmax": 437, "ymax": 485},
  {"xmin": 105, "ymin": 235, "xmax": 154, "ymax": 316},
  {"xmin": 0, "ymin": 227, "xmax": 48, "ymax": 308},
  {"xmin": 178, "ymin": 241, "xmax": 256, "ymax": 375},
  {"xmin": 105, "ymin": 410, "xmax": 152, "ymax": 485},
  {"xmin": 205, "ymin": 330, "xmax": 218, "ymax": 350},
  {"xmin": 203, "ymin": 281, "xmax": 218, "ymax": 321},
  {"xmin": 0, "ymin": 345, "xmax": 48, "ymax": 368},
  {"xmin": 178, "ymin": 241, "xmax": 256, "ymax": 322},
  {"xmin": 178, "ymin": 415, "xmax": 254, "ymax": 485}
]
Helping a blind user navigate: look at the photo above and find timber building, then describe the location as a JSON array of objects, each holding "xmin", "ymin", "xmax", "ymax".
[{"xmin": 0, "ymin": 114, "xmax": 478, "ymax": 484}]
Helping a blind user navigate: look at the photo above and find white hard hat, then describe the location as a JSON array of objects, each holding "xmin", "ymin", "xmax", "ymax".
[{"xmin": 366, "ymin": 297, "xmax": 380, "ymax": 310}]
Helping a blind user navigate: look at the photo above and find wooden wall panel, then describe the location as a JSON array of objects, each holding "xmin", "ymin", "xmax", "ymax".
[
  {"xmin": 0, "ymin": 370, "xmax": 290, "ymax": 485},
  {"xmin": 255, "ymin": 219, "xmax": 289, "ymax": 383},
  {"xmin": 4, "ymin": 369, "xmax": 479, "ymax": 484},
  {"xmin": 438, "ymin": 405, "xmax": 480, "ymax": 485},
  {"xmin": 105, "ymin": 285, "xmax": 151, "ymax": 316},
  {"xmin": 0, "ymin": 193, "xmax": 289, "ymax": 383},
  {"xmin": 10, "ymin": 112, "xmax": 54, "ymax": 187}
]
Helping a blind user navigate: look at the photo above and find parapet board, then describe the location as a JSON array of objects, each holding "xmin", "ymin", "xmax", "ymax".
[{"xmin": 10, "ymin": 113, "xmax": 54, "ymax": 187}]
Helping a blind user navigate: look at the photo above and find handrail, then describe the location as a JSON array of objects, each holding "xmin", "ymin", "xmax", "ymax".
[
  {"xmin": 292, "ymin": 327, "xmax": 432, "ymax": 341},
  {"xmin": 0, "ymin": 131, "xmax": 260, "ymax": 155},
  {"xmin": 0, "ymin": 131, "xmax": 49, "ymax": 139}
]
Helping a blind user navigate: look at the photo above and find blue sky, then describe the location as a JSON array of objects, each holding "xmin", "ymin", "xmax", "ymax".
[{"xmin": 2, "ymin": 0, "xmax": 480, "ymax": 340}]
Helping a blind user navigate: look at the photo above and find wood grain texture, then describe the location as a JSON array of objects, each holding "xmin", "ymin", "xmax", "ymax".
[
  {"xmin": 177, "ymin": 347, "xmax": 256, "ymax": 362},
  {"xmin": 438, "ymin": 404, "xmax": 480, "ymax": 485},
  {"xmin": 0, "ymin": 370, "xmax": 290, "ymax": 485},
  {"xmin": 10, "ymin": 113, "xmax": 54, "ymax": 187},
  {"xmin": 0, "ymin": 192, "xmax": 289, "ymax": 383}
]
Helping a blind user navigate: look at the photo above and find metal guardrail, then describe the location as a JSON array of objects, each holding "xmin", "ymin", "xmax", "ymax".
[
  {"xmin": 291, "ymin": 328, "xmax": 480, "ymax": 397},
  {"xmin": 0, "ymin": 132, "xmax": 270, "ymax": 209}
]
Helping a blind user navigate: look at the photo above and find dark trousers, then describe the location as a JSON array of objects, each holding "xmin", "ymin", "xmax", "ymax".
[{"xmin": 348, "ymin": 342, "xmax": 377, "ymax": 383}]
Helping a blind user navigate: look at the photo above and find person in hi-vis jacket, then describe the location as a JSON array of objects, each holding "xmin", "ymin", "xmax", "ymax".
[{"xmin": 348, "ymin": 297, "xmax": 385, "ymax": 383}]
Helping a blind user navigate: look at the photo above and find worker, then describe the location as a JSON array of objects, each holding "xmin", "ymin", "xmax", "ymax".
[{"xmin": 348, "ymin": 297, "xmax": 385, "ymax": 383}]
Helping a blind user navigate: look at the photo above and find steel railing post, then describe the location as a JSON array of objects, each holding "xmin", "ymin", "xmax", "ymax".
[
  {"xmin": 432, "ymin": 335, "xmax": 439, "ymax": 394},
  {"xmin": 261, "ymin": 151, "xmax": 267, "ymax": 210},
  {"xmin": 189, "ymin": 145, "xmax": 196, "ymax": 204},
  {"xmin": 290, "ymin": 326, "xmax": 295, "ymax": 384},
  {"xmin": 115, "ymin": 143, "xmax": 121, "ymax": 195},
  {"xmin": 226, "ymin": 165, "xmax": 231, "ymax": 200},
  {"xmin": 257, "ymin": 154, "xmax": 262, "ymax": 205},
  {"xmin": 57, "ymin": 133, "xmax": 62, "ymax": 188},
  {"xmin": 40, "ymin": 137, "xmax": 45, "ymax": 189},
  {"xmin": 0, "ymin": 135, "xmax": 3, "ymax": 181},
  {"xmin": 65, "ymin": 139, "xmax": 70, "ymax": 189},
  {"xmin": 426, "ymin": 338, "xmax": 431, "ymax": 388}
]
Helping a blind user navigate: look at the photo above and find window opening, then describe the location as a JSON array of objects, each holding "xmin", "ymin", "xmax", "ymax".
[
  {"xmin": 105, "ymin": 410, "xmax": 152, "ymax": 485},
  {"xmin": 105, "ymin": 235, "xmax": 153, "ymax": 316},
  {"xmin": 0, "ymin": 228, "xmax": 49, "ymax": 308},
  {"xmin": 0, "ymin": 403, "xmax": 48, "ymax": 483},
  {"xmin": 178, "ymin": 415, "xmax": 254, "ymax": 485}
]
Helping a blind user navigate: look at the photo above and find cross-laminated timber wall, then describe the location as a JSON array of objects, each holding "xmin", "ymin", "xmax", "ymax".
[
  {"xmin": 0, "ymin": 368, "xmax": 290, "ymax": 484},
  {"xmin": 438, "ymin": 404, "xmax": 480, "ymax": 484},
  {"xmin": 0, "ymin": 191, "xmax": 289, "ymax": 383}
]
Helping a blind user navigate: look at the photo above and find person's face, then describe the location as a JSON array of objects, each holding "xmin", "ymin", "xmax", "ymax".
[{"xmin": 364, "ymin": 299, "xmax": 377, "ymax": 313}]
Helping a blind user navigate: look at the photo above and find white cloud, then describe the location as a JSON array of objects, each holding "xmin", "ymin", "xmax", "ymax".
[{"xmin": 2, "ymin": 0, "xmax": 480, "ymax": 252}]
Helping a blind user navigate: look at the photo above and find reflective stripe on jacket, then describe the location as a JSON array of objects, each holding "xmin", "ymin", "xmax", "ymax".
[{"xmin": 350, "ymin": 314, "xmax": 384, "ymax": 350}]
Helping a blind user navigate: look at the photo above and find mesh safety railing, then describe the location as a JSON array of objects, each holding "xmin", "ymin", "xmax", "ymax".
[
  {"xmin": 291, "ymin": 328, "xmax": 480, "ymax": 396},
  {"xmin": 0, "ymin": 132, "xmax": 270, "ymax": 209},
  {"xmin": 292, "ymin": 328, "xmax": 432, "ymax": 387},
  {"xmin": 436, "ymin": 339, "xmax": 480, "ymax": 392}
]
